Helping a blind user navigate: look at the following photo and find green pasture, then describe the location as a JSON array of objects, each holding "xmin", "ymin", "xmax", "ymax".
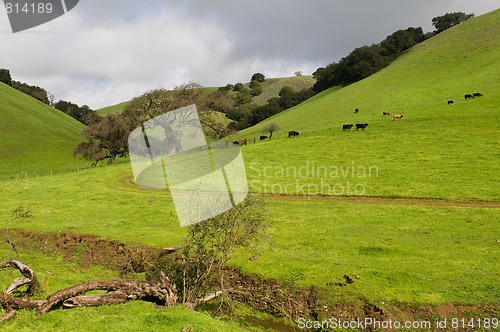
[
  {"xmin": 242, "ymin": 109, "xmax": 500, "ymax": 201},
  {"xmin": 0, "ymin": 163, "xmax": 497, "ymax": 306},
  {"xmin": 231, "ymin": 197, "xmax": 499, "ymax": 305},
  {"xmin": 0, "ymin": 8, "xmax": 499, "ymax": 331}
]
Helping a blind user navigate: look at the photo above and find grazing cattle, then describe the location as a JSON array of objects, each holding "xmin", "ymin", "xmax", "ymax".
[
  {"xmin": 473, "ymin": 92, "xmax": 483, "ymax": 97},
  {"xmin": 288, "ymin": 131, "xmax": 300, "ymax": 137},
  {"xmin": 448, "ymin": 100, "xmax": 454, "ymax": 105},
  {"xmin": 393, "ymin": 114, "xmax": 403, "ymax": 120},
  {"xmin": 354, "ymin": 108, "xmax": 359, "ymax": 113},
  {"xmin": 383, "ymin": 111, "xmax": 390, "ymax": 115},
  {"xmin": 260, "ymin": 135, "xmax": 268, "ymax": 141},
  {"xmin": 355, "ymin": 123, "xmax": 368, "ymax": 130},
  {"xmin": 342, "ymin": 124, "xmax": 353, "ymax": 130},
  {"xmin": 464, "ymin": 94, "xmax": 474, "ymax": 99}
]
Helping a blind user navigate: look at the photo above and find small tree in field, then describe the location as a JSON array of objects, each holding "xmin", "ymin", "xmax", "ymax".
[
  {"xmin": 262, "ymin": 122, "xmax": 280, "ymax": 139},
  {"xmin": 148, "ymin": 197, "xmax": 267, "ymax": 307},
  {"xmin": 73, "ymin": 114, "xmax": 129, "ymax": 165}
]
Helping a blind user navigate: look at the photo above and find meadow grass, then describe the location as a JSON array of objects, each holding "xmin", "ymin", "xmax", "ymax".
[
  {"xmin": 0, "ymin": 163, "xmax": 497, "ymax": 307},
  {"xmin": 0, "ymin": 163, "xmax": 185, "ymax": 248},
  {"xmin": 230, "ymin": 197, "xmax": 499, "ymax": 305}
]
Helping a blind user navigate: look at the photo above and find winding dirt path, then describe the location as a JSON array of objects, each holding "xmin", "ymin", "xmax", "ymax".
[
  {"xmin": 262, "ymin": 193, "xmax": 500, "ymax": 208},
  {"xmin": 119, "ymin": 175, "xmax": 500, "ymax": 208}
]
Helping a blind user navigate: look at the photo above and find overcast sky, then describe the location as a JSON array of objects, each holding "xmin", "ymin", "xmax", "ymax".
[{"xmin": 1, "ymin": 1, "xmax": 499, "ymax": 109}]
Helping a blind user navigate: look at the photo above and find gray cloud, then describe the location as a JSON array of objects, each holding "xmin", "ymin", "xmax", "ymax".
[{"xmin": 0, "ymin": 0, "xmax": 499, "ymax": 109}]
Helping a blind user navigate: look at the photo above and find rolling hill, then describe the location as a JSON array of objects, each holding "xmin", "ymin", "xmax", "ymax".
[
  {"xmin": 96, "ymin": 76, "xmax": 315, "ymax": 115},
  {"xmin": 0, "ymin": 9, "xmax": 498, "ymax": 331},
  {"xmin": 234, "ymin": 8, "xmax": 500, "ymax": 201},
  {"xmin": 238, "ymin": 9, "xmax": 500, "ymax": 137},
  {"xmin": 0, "ymin": 82, "xmax": 84, "ymax": 180}
]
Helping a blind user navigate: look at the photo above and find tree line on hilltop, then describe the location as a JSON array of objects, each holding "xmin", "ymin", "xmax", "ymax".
[
  {"xmin": 312, "ymin": 12, "xmax": 474, "ymax": 93},
  {"xmin": 0, "ymin": 12, "xmax": 473, "ymax": 166},
  {"xmin": 0, "ymin": 68, "xmax": 100, "ymax": 125}
]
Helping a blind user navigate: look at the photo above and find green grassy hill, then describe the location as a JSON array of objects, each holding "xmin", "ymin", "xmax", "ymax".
[
  {"xmin": 235, "ymin": 9, "xmax": 500, "ymax": 201},
  {"xmin": 239, "ymin": 10, "xmax": 500, "ymax": 136},
  {"xmin": 96, "ymin": 100, "xmax": 131, "ymax": 116},
  {"xmin": 248, "ymin": 75, "xmax": 315, "ymax": 106},
  {"xmin": 0, "ymin": 82, "xmax": 84, "ymax": 180}
]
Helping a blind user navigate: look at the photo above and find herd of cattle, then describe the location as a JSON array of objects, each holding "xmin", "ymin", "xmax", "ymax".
[
  {"xmin": 233, "ymin": 92, "xmax": 484, "ymax": 144},
  {"xmin": 233, "ymin": 131, "xmax": 301, "ymax": 145},
  {"xmin": 449, "ymin": 92, "xmax": 483, "ymax": 104},
  {"xmin": 342, "ymin": 108, "xmax": 404, "ymax": 132}
]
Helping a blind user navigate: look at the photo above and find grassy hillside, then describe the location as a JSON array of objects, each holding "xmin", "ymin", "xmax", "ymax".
[
  {"xmin": 0, "ymin": 83, "xmax": 84, "ymax": 180},
  {"xmin": 238, "ymin": 10, "xmax": 500, "ymax": 136},
  {"xmin": 96, "ymin": 100, "xmax": 132, "ymax": 116},
  {"xmin": 249, "ymin": 75, "xmax": 315, "ymax": 106},
  {"xmin": 233, "ymin": 9, "xmax": 500, "ymax": 201}
]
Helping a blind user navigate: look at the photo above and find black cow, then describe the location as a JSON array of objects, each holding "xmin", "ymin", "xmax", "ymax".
[
  {"xmin": 448, "ymin": 100, "xmax": 454, "ymax": 105},
  {"xmin": 473, "ymin": 92, "xmax": 483, "ymax": 97},
  {"xmin": 288, "ymin": 131, "xmax": 300, "ymax": 137},
  {"xmin": 355, "ymin": 123, "xmax": 368, "ymax": 130},
  {"xmin": 342, "ymin": 124, "xmax": 353, "ymax": 130},
  {"xmin": 260, "ymin": 135, "xmax": 268, "ymax": 141},
  {"xmin": 383, "ymin": 111, "xmax": 390, "ymax": 115},
  {"xmin": 354, "ymin": 108, "xmax": 359, "ymax": 113},
  {"xmin": 465, "ymin": 94, "xmax": 474, "ymax": 99}
]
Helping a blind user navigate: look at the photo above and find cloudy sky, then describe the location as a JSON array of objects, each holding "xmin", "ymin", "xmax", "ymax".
[{"xmin": 1, "ymin": 1, "xmax": 499, "ymax": 109}]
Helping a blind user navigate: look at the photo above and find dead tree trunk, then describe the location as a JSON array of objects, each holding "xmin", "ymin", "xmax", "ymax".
[
  {"xmin": 0, "ymin": 263, "xmax": 178, "ymax": 317},
  {"xmin": 37, "ymin": 271, "xmax": 177, "ymax": 315}
]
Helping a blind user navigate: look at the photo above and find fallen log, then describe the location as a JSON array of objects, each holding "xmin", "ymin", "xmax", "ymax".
[{"xmin": 37, "ymin": 272, "xmax": 177, "ymax": 315}]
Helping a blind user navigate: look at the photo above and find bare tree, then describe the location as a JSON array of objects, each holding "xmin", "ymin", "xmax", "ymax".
[{"xmin": 262, "ymin": 123, "xmax": 280, "ymax": 139}]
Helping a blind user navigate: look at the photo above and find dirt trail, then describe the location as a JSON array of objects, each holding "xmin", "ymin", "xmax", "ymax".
[
  {"xmin": 263, "ymin": 193, "xmax": 500, "ymax": 208},
  {"xmin": 119, "ymin": 175, "xmax": 500, "ymax": 208}
]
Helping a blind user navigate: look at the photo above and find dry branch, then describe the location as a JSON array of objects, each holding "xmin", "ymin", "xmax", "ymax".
[
  {"xmin": 0, "ymin": 310, "xmax": 16, "ymax": 322},
  {"xmin": 2, "ymin": 260, "xmax": 40, "ymax": 295}
]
